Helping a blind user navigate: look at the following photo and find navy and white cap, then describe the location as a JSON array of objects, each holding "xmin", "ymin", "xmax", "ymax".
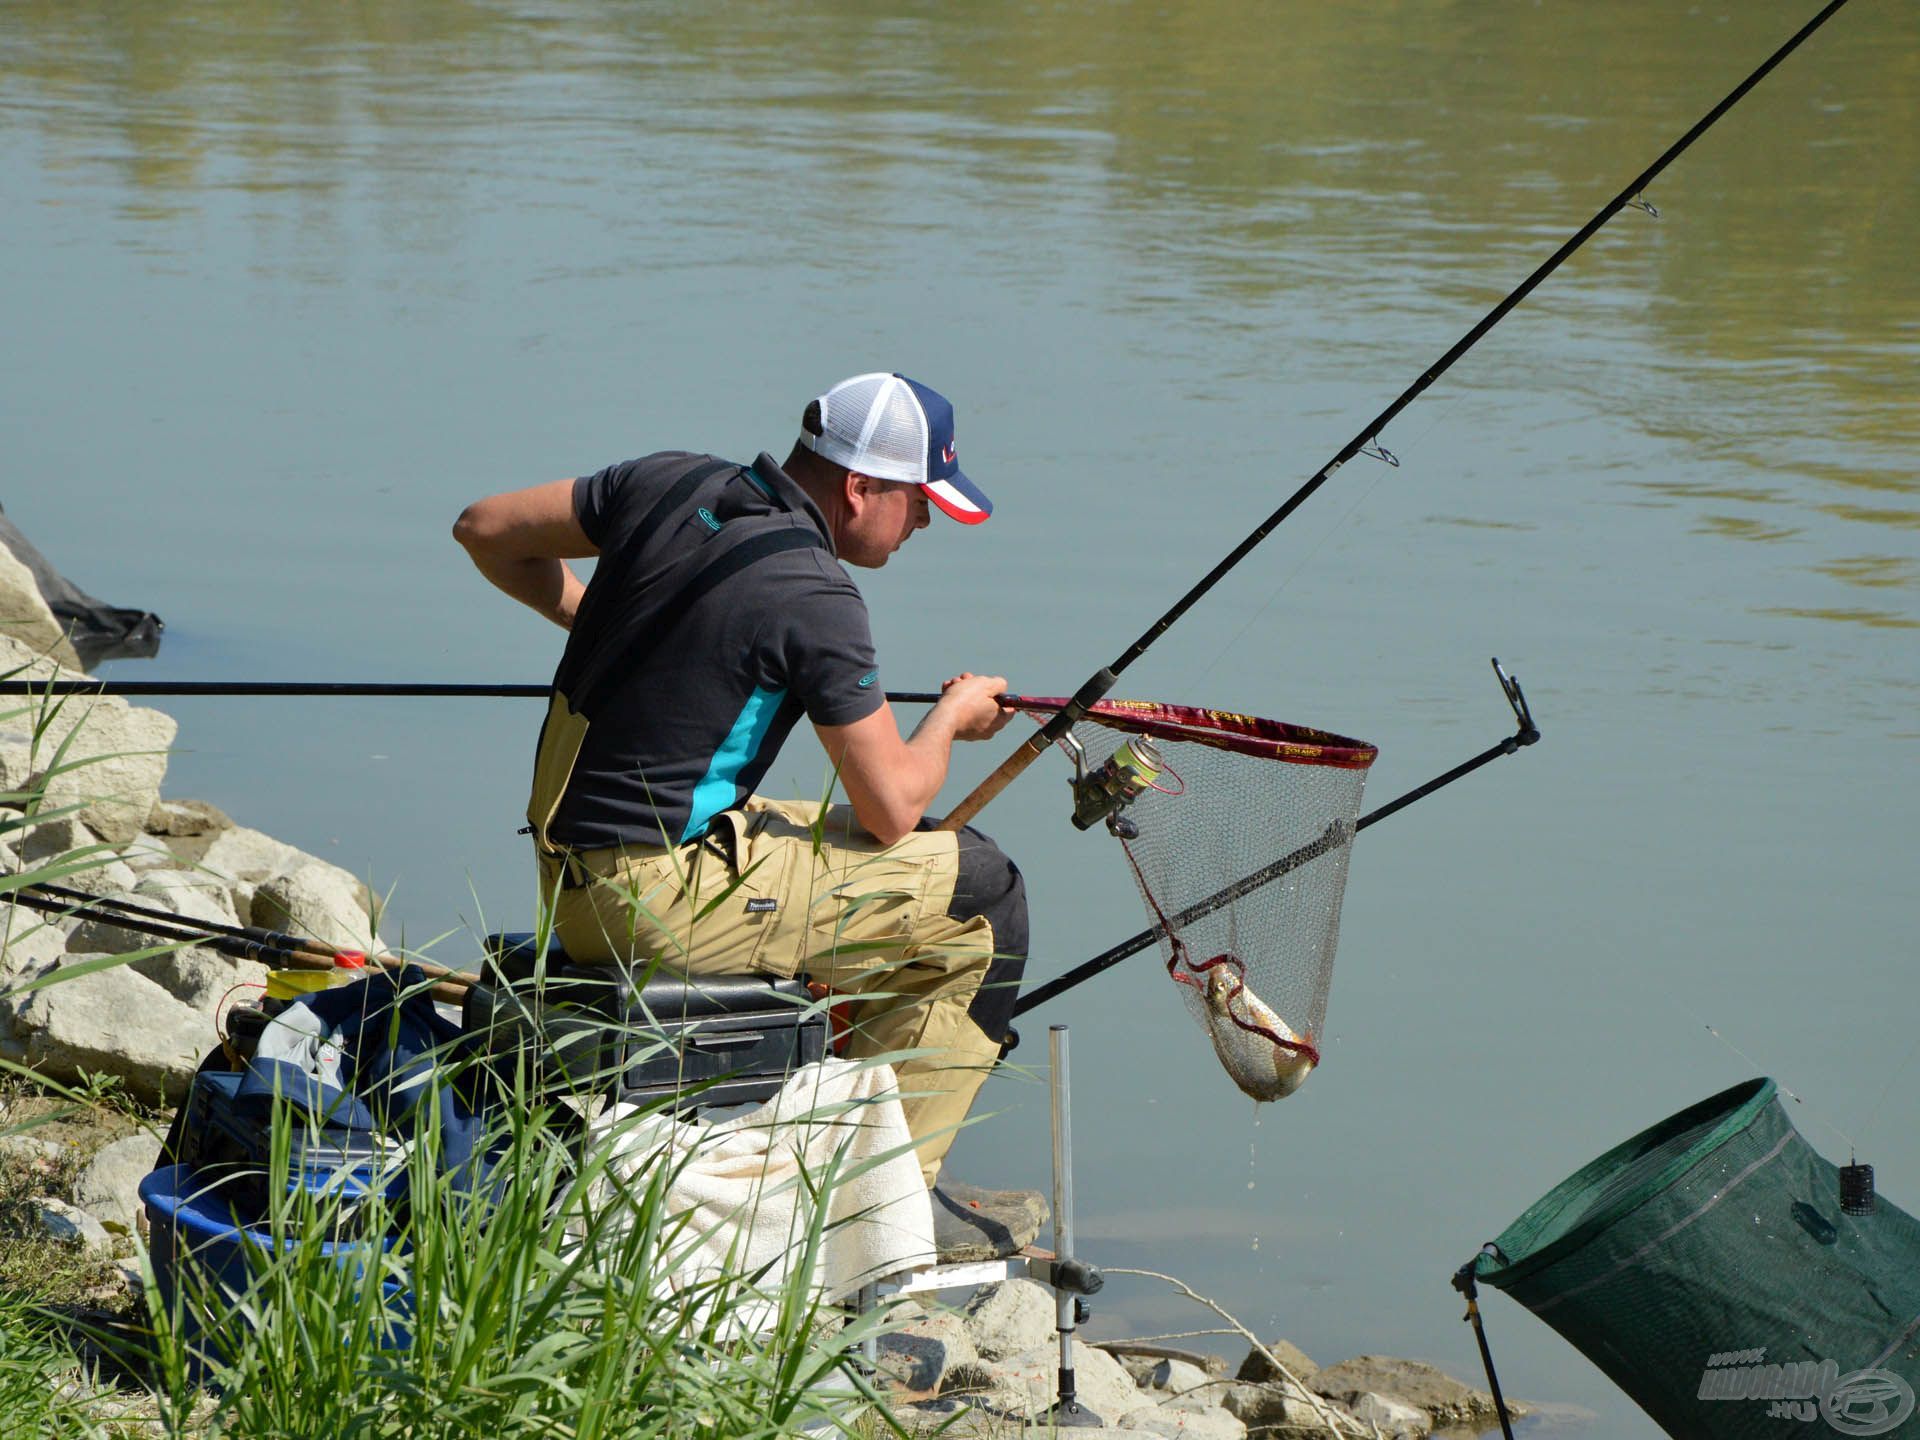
[{"xmin": 798, "ymin": 372, "xmax": 992, "ymax": 525}]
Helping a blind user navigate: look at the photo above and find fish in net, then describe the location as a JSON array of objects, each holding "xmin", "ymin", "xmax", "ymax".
[
  {"xmin": 1026, "ymin": 699, "xmax": 1377, "ymax": 1103},
  {"xmin": 1199, "ymin": 958, "xmax": 1316, "ymax": 1101}
]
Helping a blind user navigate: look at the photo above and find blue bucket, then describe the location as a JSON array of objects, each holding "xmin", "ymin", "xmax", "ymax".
[{"xmin": 139, "ymin": 1163, "xmax": 413, "ymax": 1367}]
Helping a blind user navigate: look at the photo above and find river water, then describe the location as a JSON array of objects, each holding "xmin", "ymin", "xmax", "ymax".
[{"xmin": 5, "ymin": 2, "xmax": 1916, "ymax": 1432}]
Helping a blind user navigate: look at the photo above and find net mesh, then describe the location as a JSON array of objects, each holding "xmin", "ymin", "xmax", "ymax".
[{"xmin": 1030, "ymin": 698, "xmax": 1376, "ymax": 1103}]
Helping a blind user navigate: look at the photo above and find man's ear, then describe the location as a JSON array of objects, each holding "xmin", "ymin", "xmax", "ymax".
[{"xmin": 845, "ymin": 470, "xmax": 879, "ymax": 511}]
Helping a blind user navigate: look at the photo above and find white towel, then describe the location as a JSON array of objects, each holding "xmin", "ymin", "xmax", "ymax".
[{"xmin": 579, "ymin": 1057, "xmax": 936, "ymax": 1324}]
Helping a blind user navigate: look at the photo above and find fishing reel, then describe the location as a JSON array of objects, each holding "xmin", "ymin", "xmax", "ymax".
[{"xmin": 1062, "ymin": 732, "xmax": 1166, "ymax": 838}]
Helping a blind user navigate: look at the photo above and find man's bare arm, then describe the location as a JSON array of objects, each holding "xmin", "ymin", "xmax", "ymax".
[
  {"xmin": 453, "ymin": 479, "xmax": 598, "ymax": 629},
  {"xmin": 814, "ymin": 673, "xmax": 1013, "ymax": 845}
]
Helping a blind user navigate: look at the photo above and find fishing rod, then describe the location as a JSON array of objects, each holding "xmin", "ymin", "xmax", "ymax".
[
  {"xmin": 18, "ymin": 881, "xmax": 356, "ymax": 968},
  {"xmin": 7, "ymin": 883, "xmax": 474, "ymax": 1001},
  {"xmin": 0, "ymin": 679, "xmax": 959, "ymax": 706},
  {"xmin": 937, "ymin": 0, "xmax": 1854, "ymax": 834},
  {"xmin": 1012, "ymin": 659, "xmax": 1538, "ymax": 1019}
]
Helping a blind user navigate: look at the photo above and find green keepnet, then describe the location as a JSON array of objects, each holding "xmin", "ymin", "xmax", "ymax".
[{"xmin": 1476, "ymin": 1078, "xmax": 1920, "ymax": 1438}]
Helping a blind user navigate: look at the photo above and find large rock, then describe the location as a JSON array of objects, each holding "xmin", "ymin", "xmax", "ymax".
[
  {"xmin": 63, "ymin": 880, "xmax": 223, "ymax": 957},
  {"xmin": 0, "ymin": 727, "xmax": 35, "ymax": 794},
  {"xmin": 1346, "ymin": 1392, "xmax": 1431, "ymax": 1438},
  {"xmin": 941, "ymin": 1338, "xmax": 1143, "ymax": 1422},
  {"xmin": 1, "ymin": 911, "xmax": 72, "ymax": 1062},
  {"xmin": 1121, "ymin": 1394, "xmax": 1247, "ymax": 1440},
  {"xmin": 117, "ymin": 832, "xmax": 185, "ymax": 874},
  {"xmin": 72, "ymin": 1132, "xmax": 165, "ymax": 1235},
  {"xmin": 134, "ymin": 869, "xmax": 242, "ymax": 929},
  {"xmin": 134, "ymin": 948, "xmax": 271, "ymax": 1014},
  {"xmin": 0, "ymin": 545, "xmax": 85, "ymax": 670},
  {"xmin": 47, "ymin": 854, "xmax": 139, "ymax": 899},
  {"xmin": 186, "ymin": 826, "xmax": 315, "ymax": 922},
  {"xmin": 961, "ymin": 1278, "xmax": 1056, "ymax": 1361},
  {"xmin": 252, "ymin": 860, "xmax": 382, "ymax": 951},
  {"xmin": 2, "ymin": 907, "xmax": 69, "ymax": 981},
  {"xmin": 34, "ymin": 1196, "xmax": 113, "ymax": 1251},
  {"xmin": 1223, "ymin": 1381, "xmax": 1337, "ymax": 1436},
  {"xmin": 4, "ymin": 699, "xmax": 177, "ymax": 846},
  {"xmin": 1309, "ymin": 1356, "xmax": 1519, "ymax": 1429},
  {"xmin": 1147, "ymin": 1358, "xmax": 1217, "ymax": 1397},
  {"xmin": 14, "ymin": 814, "xmax": 138, "ymax": 894},
  {"xmin": 1236, "ymin": 1337, "xmax": 1319, "ymax": 1385},
  {"xmin": 188, "ymin": 824, "xmax": 304, "ymax": 882},
  {"xmin": 5, "ymin": 955, "xmax": 214, "ymax": 1103},
  {"xmin": 877, "ymin": 1302, "xmax": 978, "ymax": 1395},
  {"xmin": 17, "ymin": 813, "xmax": 100, "ymax": 863},
  {"xmin": 144, "ymin": 798, "xmax": 233, "ymax": 839},
  {"xmin": 56, "ymin": 863, "xmax": 258, "ymax": 1012}
]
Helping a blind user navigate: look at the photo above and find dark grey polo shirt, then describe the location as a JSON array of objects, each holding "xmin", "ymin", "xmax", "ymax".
[{"xmin": 545, "ymin": 451, "xmax": 883, "ymax": 850}]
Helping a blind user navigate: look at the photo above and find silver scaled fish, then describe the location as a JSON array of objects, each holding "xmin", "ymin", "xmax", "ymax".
[{"xmin": 1202, "ymin": 964, "xmax": 1316, "ymax": 1103}]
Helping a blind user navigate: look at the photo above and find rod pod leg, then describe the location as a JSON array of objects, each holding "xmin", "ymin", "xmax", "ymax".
[{"xmin": 1046, "ymin": 1025, "xmax": 1102, "ymax": 1427}]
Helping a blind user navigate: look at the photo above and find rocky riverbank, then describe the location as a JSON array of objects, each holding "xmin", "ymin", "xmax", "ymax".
[
  {"xmin": 2, "ymin": 581, "xmax": 1531, "ymax": 1438},
  {"xmin": 1, "ymin": 636, "xmax": 391, "ymax": 1107},
  {"xmin": 876, "ymin": 1279, "xmax": 1526, "ymax": 1437}
]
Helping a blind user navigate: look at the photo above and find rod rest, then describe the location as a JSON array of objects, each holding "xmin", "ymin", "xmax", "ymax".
[{"xmin": 466, "ymin": 933, "xmax": 827, "ymax": 1110}]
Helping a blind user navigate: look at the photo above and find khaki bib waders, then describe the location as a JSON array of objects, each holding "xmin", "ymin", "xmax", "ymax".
[{"xmin": 527, "ymin": 459, "xmax": 1008, "ymax": 1184}]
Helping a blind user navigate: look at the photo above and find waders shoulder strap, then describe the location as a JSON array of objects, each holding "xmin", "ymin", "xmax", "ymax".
[
  {"xmin": 560, "ymin": 456, "xmax": 739, "ymax": 674},
  {"xmin": 570, "ymin": 526, "xmax": 821, "ymax": 714}
]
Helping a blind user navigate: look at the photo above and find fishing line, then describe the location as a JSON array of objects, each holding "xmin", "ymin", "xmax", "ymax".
[
  {"xmin": 1664, "ymin": 989, "xmax": 1861, "ymax": 1156},
  {"xmin": 1856, "ymin": 1025, "xmax": 1920, "ymax": 1147},
  {"xmin": 1180, "ymin": 407, "xmax": 1442, "ymax": 699},
  {"xmin": 1177, "ymin": 465, "xmax": 1394, "ymax": 698},
  {"xmin": 936, "ymin": 0, "xmax": 1857, "ymax": 833}
]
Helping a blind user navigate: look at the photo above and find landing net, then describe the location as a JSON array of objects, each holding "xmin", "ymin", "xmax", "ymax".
[{"xmin": 1023, "ymin": 699, "xmax": 1377, "ymax": 1102}]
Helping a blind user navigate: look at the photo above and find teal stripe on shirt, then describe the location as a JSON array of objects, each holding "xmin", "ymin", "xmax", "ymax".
[{"xmin": 682, "ymin": 684, "xmax": 787, "ymax": 842}]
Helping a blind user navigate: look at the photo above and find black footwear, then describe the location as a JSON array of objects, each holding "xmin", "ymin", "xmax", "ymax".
[{"xmin": 931, "ymin": 1180, "xmax": 1049, "ymax": 1263}]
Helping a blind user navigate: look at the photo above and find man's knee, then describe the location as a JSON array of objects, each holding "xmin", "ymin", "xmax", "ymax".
[
  {"xmin": 951, "ymin": 828, "xmax": 1027, "ymax": 1041},
  {"xmin": 950, "ymin": 829, "xmax": 1027, "ymax": 951}
]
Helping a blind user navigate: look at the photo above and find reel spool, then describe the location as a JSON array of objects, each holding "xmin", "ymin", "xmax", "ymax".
[{"xmin": 1063, "ymin": 732, "xmax": 1168, "ymax": 836}]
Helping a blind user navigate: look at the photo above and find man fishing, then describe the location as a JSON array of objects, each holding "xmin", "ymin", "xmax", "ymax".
[{"xmin": 454, "ymin": 372, "xmax": 1031, "ymax": 1205}]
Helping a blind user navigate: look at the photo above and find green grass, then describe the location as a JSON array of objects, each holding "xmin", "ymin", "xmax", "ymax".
[
  {"xmin": 132, "ymin": 1043, "xmax": 912, "ymax": 1439},
  {"xmin": 0, "ymin": 1119, "xmax": 126, "ymax": 1308},
  {"xmin": 1, "ymin": 997, "xmax": 913, "ymax": 1440}
]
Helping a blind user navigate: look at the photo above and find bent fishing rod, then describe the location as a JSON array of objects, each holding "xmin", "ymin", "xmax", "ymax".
[
  {"xmin": 1012, "ymin": 658, "xmax": 1539, "ymax": 1018},
  {"xmin": 938, "ymin": 0, "xmax": 1854, "ymax": 833}
]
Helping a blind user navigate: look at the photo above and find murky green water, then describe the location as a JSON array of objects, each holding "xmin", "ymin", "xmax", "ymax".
[{"xmin": 5, "ymin": 2, "xmax": 1916, "ymax": 1431}]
